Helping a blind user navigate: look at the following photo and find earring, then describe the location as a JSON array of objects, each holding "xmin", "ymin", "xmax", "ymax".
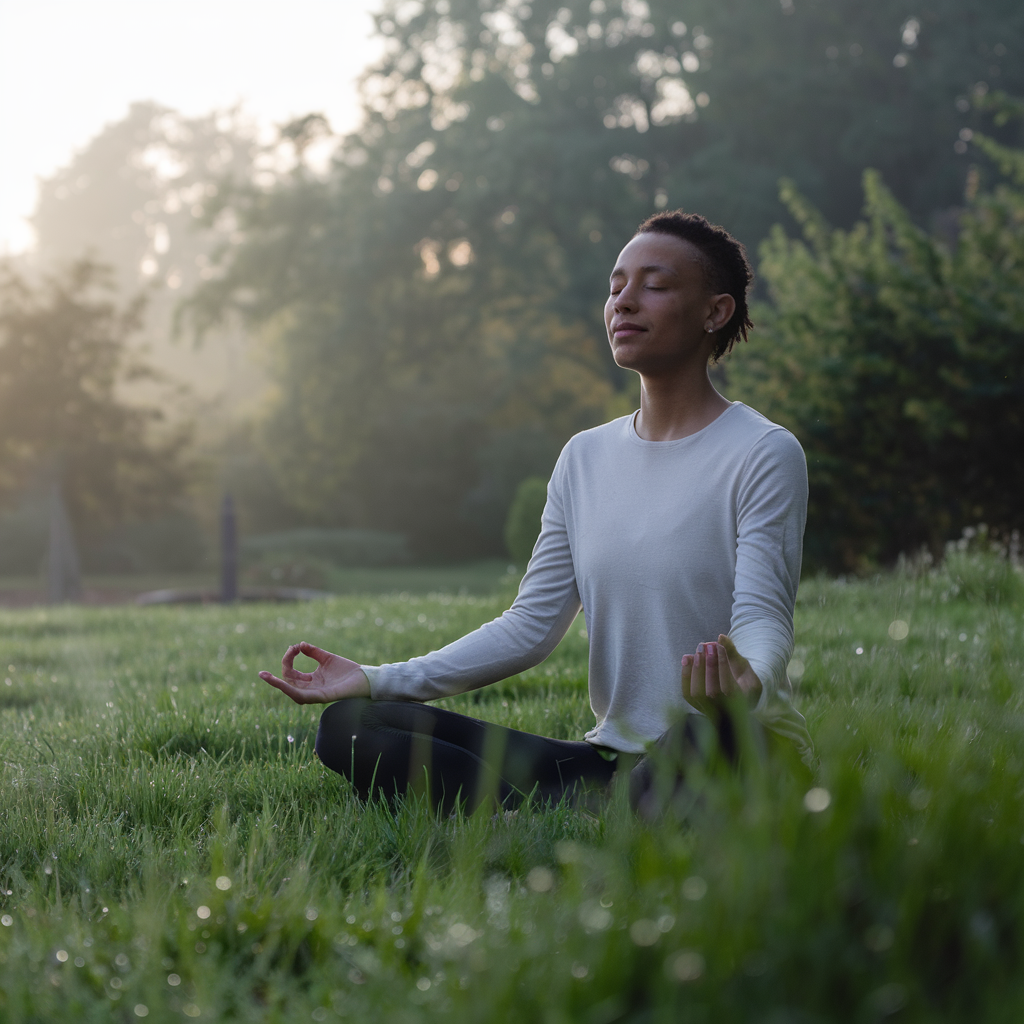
[{"xmin": 705, "ymin": 324, "xmax": 714, "ymax": 333}]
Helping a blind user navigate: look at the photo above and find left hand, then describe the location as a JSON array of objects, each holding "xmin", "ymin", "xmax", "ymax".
[{"xmin": 682, "ymin": 634, "xmax": 762, "ymax": 717}]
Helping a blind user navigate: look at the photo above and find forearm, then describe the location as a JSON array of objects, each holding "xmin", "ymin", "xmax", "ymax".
[
  {"xmin": 728, "ymin": 618, "xmax": 792, "ymax": 709},
  {"xmin": 364, "ymin": 595, "xmax": 581, "ymax": 701},
  {"xmin": 363, "ymin": 459, "xmax": 581, "ymax": 703}
]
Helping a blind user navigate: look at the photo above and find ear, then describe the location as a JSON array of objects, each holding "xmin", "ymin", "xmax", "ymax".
[{"xmin": 706, "ymin": 293, "xmax": 736, "ymax": 333}]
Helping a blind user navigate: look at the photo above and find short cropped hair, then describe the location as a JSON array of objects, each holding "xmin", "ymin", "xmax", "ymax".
[{"xmin": 635, "ymin": 210, "xmax": 754, "ymax": 361}]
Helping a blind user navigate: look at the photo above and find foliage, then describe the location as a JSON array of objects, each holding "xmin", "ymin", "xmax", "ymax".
[
  {"xmin": 181, "ymin": 0, "xmax": 1024, "ymax": 559},
  {"xmin": 727, "ymin": 137, "xmax": 1024, "ymax": 569},
  {"xmin": 1, "ymin": 564, "xmax": 1024, "ymax": 1019},
  {"xmin": 30, "ymin": 102, "xmax": 267, "ymax": 428},
  {"xmin": 357, "ymin": 0, "xmax": 1024, "ymax": 251},
  {"xmin": 0, "ymin": 259, "xmax": 190, "ymax": 536},
  {"xmin": 32, "ymin": 102, "xmax": 258, "ymax": 301},
  {"xmin": 242, "ymin": 529, "xmax": 411, "ymax": 569},
  {"xmin": 503, "ymin": 476, "xmax": 548, "ymax": 565},
  {"xmin": 915, "ymin": 525, "xmax": 1024, "ymax": 607}
]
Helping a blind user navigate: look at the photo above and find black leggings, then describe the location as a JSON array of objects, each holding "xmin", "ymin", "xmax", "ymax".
[{"xmin": 314, "ymin": 698, "xmax": 738, "ymax": 815}]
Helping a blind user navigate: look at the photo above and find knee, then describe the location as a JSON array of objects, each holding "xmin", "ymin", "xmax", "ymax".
[{"xmin": 314, "ymin": 697, "xmax": 370, "ymax": 768}]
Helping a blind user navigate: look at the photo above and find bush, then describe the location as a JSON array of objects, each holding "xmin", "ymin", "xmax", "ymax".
[
  {"xmin": 241, "ymin": 555, "xmax": 331, "ymax": 590},
  {"xmin": 82, "ymin": 514, "xmax": 208, "ymax": 573},
  {"xmin": 730, "ymin": 154, "xmax": 1024, "ymax": 570},
  {"xmin": 933, "ymin": 526, "xmax": 1024, "ymax": 605},
  {"xmin": 241, "ymin": 528, "xmax": 410, "ymax": 569},
  {"xmin": 504, "ymin": 477, "xmax": 548, "ymax": 566}
]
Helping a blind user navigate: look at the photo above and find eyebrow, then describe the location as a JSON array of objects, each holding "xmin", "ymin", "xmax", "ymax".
[{"xmin": 609, "ymin": 263, "xmax": 677, "ymax": 280}]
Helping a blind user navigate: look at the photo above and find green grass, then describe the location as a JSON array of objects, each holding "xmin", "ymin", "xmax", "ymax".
[{"xmin": 1, "ymin": 556, "xmax": 1023, "ymax": 1022}]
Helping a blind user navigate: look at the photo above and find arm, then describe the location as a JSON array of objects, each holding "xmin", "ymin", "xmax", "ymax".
[
  {"xmin": 726, "ymin": 429, "xmax": 807, "ymax": 708},
  {"xmin": 682, "ymin": 429, "xmax": 807, "ymax": 713},
  {"xmin": 365, "ymin": 460, "xmax": 581, "ymax": 702},
  {"xmin": 259, "ymin": 452, "xmax": 581, "ymax": 706}
]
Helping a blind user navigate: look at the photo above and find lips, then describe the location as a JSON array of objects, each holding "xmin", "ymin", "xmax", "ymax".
[{"xmin": 612, "ymin": 321, "xmax": 646, "ymax": 337}]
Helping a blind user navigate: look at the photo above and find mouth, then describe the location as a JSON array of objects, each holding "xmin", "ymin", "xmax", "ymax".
[{"xmin": 612, "ymin": 322, "xmax": 646, "ymax": 338}]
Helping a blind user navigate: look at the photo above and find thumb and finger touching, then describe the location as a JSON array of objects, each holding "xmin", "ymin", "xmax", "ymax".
[
  {"xmin": 298, "ymin": 641, "xmax": 331, "ymax": 664},
  {"xmin": 682, "ymin": 636, "xmax": 758, "ymax": 710}
]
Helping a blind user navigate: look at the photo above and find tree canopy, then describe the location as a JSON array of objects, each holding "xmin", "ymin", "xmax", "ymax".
[
  {"xmin": 0, "ymin": 260, "xmax": 188, "ymax": 535},
  {"xmin": 15, "ymin": 0, "xmax": 1024, "ymax": 565},
  {"xmin": 184, "ymin": 0, "xmax": 1023, "ymax": 557}
]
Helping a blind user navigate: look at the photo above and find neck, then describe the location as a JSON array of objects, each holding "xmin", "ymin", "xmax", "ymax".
[{"xmin": 634, "ymin": 362, "xmax": 730, "ymax": 442}]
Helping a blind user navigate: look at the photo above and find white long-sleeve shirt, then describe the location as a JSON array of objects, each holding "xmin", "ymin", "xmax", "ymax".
[{"xmin": 364, "ymin": 402, "xmax": 812, "ymax": 759}]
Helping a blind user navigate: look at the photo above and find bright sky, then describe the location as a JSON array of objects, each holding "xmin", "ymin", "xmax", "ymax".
[{"xmin": 0, "ymin": 0, "xmax": 383, "ymax": 254}]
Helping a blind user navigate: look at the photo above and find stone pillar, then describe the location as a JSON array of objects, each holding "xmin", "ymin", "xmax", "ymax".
[
  {"xmin": 46, "ymin": 478, "xmax": 82, "ymax": 604},
  {"xmin": 220, "ymin": 493, "xmax": 237, "ymax": 603}
]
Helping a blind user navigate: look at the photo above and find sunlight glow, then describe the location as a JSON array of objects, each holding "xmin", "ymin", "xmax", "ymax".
[{"xmin": 0, "ymin": 0, "xmax": 383, "ymax": 253}]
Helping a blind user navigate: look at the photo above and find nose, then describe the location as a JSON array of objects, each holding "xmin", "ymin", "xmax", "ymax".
[{"xmin": 613, "ymin": 282, "xmax": 639, "ymax": 313}]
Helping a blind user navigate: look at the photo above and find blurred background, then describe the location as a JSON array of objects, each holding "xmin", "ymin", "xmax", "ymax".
[{"xmin": 1, "ymin": 0, "xmax": 1022, "ymax": 603}]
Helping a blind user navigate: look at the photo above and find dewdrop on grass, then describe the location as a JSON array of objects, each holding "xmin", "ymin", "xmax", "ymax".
[{"xmin": 804, "ymin": 788, "xmax": 831, "ymax": 812}]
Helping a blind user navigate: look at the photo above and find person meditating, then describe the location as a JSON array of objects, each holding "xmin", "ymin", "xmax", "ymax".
[{"xmin": 259, "ymin": 210, "xmax": 813, "ymax": 814}]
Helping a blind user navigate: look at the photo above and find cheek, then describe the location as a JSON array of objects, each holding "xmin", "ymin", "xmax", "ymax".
[{"xmin": 603, "ymin": 295, "xmax": 615, "ymax": 326}]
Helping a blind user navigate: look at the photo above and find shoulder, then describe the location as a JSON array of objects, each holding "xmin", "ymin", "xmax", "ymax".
[
  {"xmin": 558, "ymin": 415, "xmax": 633, "ymax": 461},
  {"xmin": 724, "ymin": 406, "xmax": 807, "ymax": 505},
  {"xmin": 725, "ymin": 403, "xmax": 805, "ymax": 467}
]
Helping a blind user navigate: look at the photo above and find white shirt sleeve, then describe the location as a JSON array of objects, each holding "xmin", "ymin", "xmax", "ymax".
[
  {"xmin": 727, "ymin": 428, "xmax": 808, "ymax": 707},
  {"xmin": 363, "ymin": 458, "xmax": 582, "ymax": 702}
]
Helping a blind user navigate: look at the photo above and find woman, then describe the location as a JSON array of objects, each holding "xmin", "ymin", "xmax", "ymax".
[{"xmin": 259, "ymin": 210, "xmax": 813, "ymax": 814}]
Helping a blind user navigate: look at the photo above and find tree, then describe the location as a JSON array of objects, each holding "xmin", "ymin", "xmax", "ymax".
[
  {"xmin": 188, "ymin": 0, "xmax": 1024, "ymax": 557},
  {"xmin": 727, "ymin": 119, "xmax": 1024, "ymax": 570},
  {"xmin": 0, "ymin": 259, "xmax": 189, "ymax": 539},
  {"xmin": 356, "ymin": 0, "xmax": 1024, "ymax": 256},
  {"xmin": 31, "ymin": 102, "xmax": 266, "ymax": 419}
]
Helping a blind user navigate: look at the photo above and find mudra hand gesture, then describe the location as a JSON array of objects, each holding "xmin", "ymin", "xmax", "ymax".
[
  {"xmin": 259, "ymin": 642, "xmax": 370, "ymax": 705},
  {"xmin": 682, "ymin": 634, "xmax": 762, "ymax": 717}
]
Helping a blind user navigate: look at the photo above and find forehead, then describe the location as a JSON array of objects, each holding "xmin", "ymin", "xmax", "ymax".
[{"xmin": 610, "ymin": 232, "xmax": 705, "ymax": 278}]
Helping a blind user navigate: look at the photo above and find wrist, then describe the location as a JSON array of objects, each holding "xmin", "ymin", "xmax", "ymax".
[{"xmin": 354, "ymin": 668, "xmax": 371, "ymax": 698}]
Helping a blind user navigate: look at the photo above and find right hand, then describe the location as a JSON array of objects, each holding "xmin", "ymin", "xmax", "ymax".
[{"xmin": 259, "ymin": 641, "xmax": 371, "ymax": 705}]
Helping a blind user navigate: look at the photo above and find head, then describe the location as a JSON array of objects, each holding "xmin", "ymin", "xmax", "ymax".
[{"xmin": 604, "ymin": 210, "xmax": 754, "ymax": 374}]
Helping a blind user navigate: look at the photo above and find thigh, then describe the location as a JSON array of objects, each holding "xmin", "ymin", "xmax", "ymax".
[
  {"xmin": 315, "ymin": 698, "xmax": 614, "ymax": 809},
  {"xmin": 361, "ymin": 700, "xmax": 614, "ymax": 797},
  {"xmin": 628, "ymin": 709, "xmax": 747, "ymax": 818}
]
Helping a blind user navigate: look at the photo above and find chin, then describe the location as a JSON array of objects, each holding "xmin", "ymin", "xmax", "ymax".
[{"xmin": 610, "ymin": 344, "xmax": 645, "ymax": 372}]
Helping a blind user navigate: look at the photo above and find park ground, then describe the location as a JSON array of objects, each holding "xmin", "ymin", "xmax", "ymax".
[{"xmin": 1, "ymin": 553, "xmax": 1023, "ymax": 1022}]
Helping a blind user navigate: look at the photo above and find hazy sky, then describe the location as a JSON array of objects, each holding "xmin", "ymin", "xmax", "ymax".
[{"xmin": 0, "ymin": 0, "xmax": 382, "ymax": 254}]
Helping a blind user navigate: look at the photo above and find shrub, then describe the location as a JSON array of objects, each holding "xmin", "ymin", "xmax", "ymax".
[
  {"xmin": 504, "ymin": 477, "xmax": 548, "ymax": 566},
  {"xmin": 729, "ymin": 153, "xmax": 1024, "ymax": 570},
  {"xmin": 241, "ymin": 528, "xmax": 410, "ymax": 569}
]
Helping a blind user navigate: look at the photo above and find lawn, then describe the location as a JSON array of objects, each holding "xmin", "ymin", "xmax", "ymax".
[{"xmin": 1, "ymin": 552, "xmax": 1022, "ymax": 1022}]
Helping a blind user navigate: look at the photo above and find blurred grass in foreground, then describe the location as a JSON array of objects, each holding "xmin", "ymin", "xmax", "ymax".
[{"xmin": 1, "ymin": 554, "xmax": 1023, "ymax": 1022}]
